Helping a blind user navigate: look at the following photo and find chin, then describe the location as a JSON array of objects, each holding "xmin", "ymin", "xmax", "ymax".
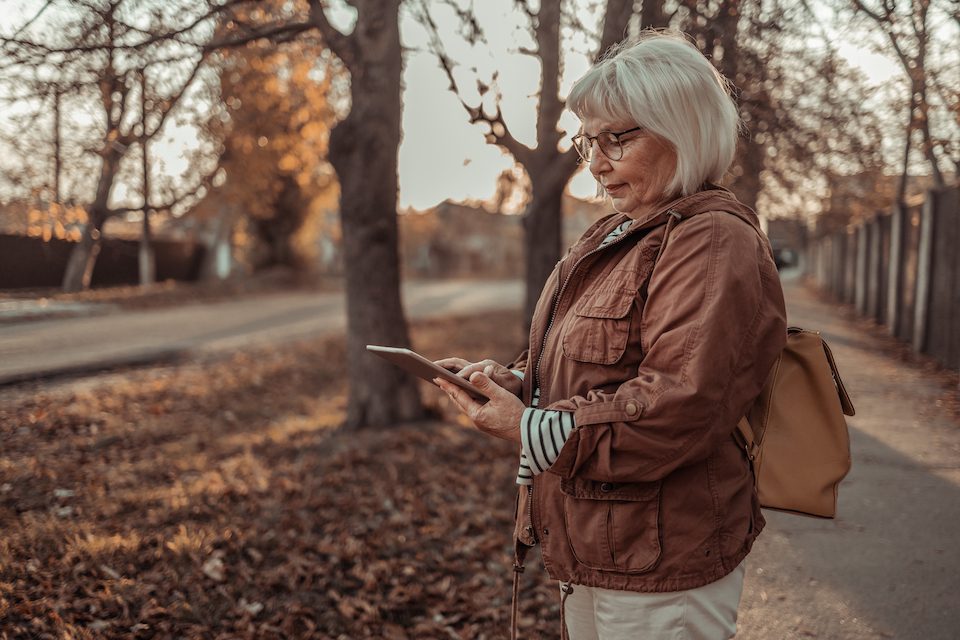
[{"xmin": 610, "ymin": 196, "xmax": 636, "ymax": 213}]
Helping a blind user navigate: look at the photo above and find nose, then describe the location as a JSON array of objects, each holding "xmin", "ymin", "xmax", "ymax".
[{"xmin": 588, "ymin": 144, "xmax": 610, "ymax": 177}]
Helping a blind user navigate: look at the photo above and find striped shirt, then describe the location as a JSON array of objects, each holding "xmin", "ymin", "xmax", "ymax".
[{"xmin": 516, "ymin": 218, "xmax": 633, "ymax": 485}]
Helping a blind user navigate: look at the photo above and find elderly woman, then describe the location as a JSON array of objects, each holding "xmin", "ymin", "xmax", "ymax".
[{"xmin": 435, "ymin": 31, "xmax": 786, "ymax": 640}]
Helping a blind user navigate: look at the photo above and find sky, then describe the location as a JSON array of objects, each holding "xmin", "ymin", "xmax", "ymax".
[
  {"xmin": 394, "ymin": 1, "xmax": 903, "ymax": 210},
  {"xmin": 0, "ymin": 0, "xmax": 907, "ymax": 213}
]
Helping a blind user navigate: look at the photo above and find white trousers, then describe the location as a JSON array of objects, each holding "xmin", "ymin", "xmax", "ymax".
[{"xmin": 561, "ymin": 562, "xmax": 746, "ymax": 640}]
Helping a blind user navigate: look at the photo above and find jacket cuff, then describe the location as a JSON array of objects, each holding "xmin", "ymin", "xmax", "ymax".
[{"xmin": 548, "ymin": 400, "xmax": 644, "ymax": 478}]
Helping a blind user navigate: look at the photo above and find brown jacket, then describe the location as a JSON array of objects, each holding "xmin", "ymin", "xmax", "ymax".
[{"xmin": 512, "ymin": 187, "xmax": 787, "ymax": 592}]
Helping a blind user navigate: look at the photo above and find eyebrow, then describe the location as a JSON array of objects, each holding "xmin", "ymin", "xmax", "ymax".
[{"xmin": 582, "ymin": 124, "xmax": 630, "ymax": 137}]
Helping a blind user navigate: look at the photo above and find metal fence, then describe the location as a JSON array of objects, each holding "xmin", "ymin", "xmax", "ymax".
[{"xmin": 808, "ymin": 186, "xmax": 960, "ymax": 372}]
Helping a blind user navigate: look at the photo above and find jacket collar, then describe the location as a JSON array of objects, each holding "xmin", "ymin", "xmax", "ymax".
[{"xmin": 627, "ymin": 185, "xmax": 761, "ymax": 234}]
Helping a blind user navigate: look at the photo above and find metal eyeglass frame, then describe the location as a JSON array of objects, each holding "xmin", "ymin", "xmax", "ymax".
[{"xmin": 571, "ymin": 126, "xmax": 644, "ymax": 164}]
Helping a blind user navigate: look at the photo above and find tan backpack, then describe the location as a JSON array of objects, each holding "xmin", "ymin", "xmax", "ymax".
[
  {"xmin": 735, "ymin": 328, "xmax": 856, "ymax": 518},
  {"xmin": 654, "ymin": 207, "xmax": 856, "ymax": 519}
]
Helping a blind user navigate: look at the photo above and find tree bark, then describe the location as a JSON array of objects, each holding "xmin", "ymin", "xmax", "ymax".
[
  {"xmin": 62, "ymin": 144, "xmax": 122, "ymax": 292},
  {"xmin": 697, "ymin": 0, "xmax": 766, "ymax": 211},
  {"xmin": 519, "ymin": 0, "xmax": 571, "ymax": 324},
  {"xmin": 639, "ymin": 0, "xmax": 671, "ymax": 29},
  {"xmin": 599, "ymin": 0, "xmax": 635, "ymax": 56},
  {"xmin": 53, "ymin": 88, "xmax": 62, "ymax": 203},
  {"xmin": 140, "ymin": 71, "xmax": 155, "ymax": 286},
  {"xmin": 517, "ymin": 0, "xmax": 632, "ymax": 326},
  {"xmin": 320, "ymin": 0, "xmax": 424, "ymax": 429},
  {"xmin": 523, "ymin": 163, "xmax": 573, "ymax": 320},
  {"xmin": 62, "ymin": 215, "xmax": 105, "ymax": 292}
]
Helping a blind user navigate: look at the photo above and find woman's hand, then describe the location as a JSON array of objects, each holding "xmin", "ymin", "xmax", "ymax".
[
  {"xmin": 434, "ymin": 357, "xmax": 522, "ymax": 397},
  {"xmin": 434, "ymin": 368, "xmax": 525, "ymax": 444}
]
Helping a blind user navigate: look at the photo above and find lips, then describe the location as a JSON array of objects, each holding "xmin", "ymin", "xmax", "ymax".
[{"xmin": 604, "ymin": 183, "xmax": 626, "ymax": 194}]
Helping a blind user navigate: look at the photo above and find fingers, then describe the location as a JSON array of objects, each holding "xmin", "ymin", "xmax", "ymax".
[
  {"xmin": 458, "ymin": 359, "xmax": 502, "ymax": 379},
  {"xmin": 434, "ymin": 378, "xmax": 482, "ymax": 417},
  {"xmin": 447, "ymin": 373, "xmax": 524, "ymax": 443},
  {"xmin": 434, "ymin": 357, "xmax": 470, "ymax": 372}
]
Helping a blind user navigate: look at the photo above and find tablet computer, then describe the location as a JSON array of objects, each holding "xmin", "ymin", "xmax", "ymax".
[{"xmin": 366, "ymin": 345, "xmax": 488, "ymax": 401}]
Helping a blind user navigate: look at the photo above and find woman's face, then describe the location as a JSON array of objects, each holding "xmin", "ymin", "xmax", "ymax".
[{"xmin": 582, "ymin": 116, "xmax": 677, "ymax": 218}]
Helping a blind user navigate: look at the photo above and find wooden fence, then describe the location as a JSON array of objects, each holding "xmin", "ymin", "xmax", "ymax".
[
  {"xmin": 0, "ymin": 234, "xmax": 205, "ymax": 290},
  {"xmin": 808, "ymin": 186, "xmax": 960, "ymax": 372}
]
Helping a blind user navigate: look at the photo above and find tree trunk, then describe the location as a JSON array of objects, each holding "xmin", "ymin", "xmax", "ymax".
[
  {"xmin": 139, "ymin": 73, "xmax": 156, "ymax": 287},
  {"xmin": 639, "ymin": 0, "xmax": 671, "ymax": 29},
  {"xmin": 523, "ymin": 162, "xmax": 576, "ymax": 323},
  {"xmin": 916, "ymin": 84, "xmax": 945, "ymax": 188},
  {"xmin": 731, "ymin": 137, "xmax": 763, "ymax": 211},
  {"xmin": 62, "ymin": 211, "xmax": 106, "ymax": 292},
  {"xmin": 326, "ymin": 0, "xmax": 424, "ymax": 429},
  {"xmin": 598, "ymin": 0, "xmax": 635, "ymax": 56},
  {"xmin": 896, "ymin": 93, "xmax": 916, "ymax": 206},
  {"xmin": 254, "ymin": 174, "xmax": 308, "ymax": 269},
  {"xmin": 138, "ymin": 214, "xmax": 156, "ymax": 286},
  {"xmin": 703, "ymin": 0, "xmax": 765, "ymax": 211},
  {"xmin": 200, "ymin": 204, "xmax": 235, "ymax": 281},
  {"xmin": 62, "ymin": 139, "xmax": 122, "ymax": 291}
]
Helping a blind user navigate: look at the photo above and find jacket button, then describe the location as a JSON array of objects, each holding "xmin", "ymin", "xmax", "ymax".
[
  {"xmin": 600, "ymin": 482, "xmax": 614, "ymax": 492},
  {"xmin": 542, "ymin": 528, "xmax": 549, "ymax": 536},
  {"xmin": 625, "ymin": 402, "xmax": 639, "ymax": 416}
]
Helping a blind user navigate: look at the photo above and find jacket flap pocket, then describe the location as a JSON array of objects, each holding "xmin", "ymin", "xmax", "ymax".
[
  {"xmin": 575, "ymin": 288, "xmax": 634, "ymax": 319},
  {"xmin": 560, "ymin": 477, "xmax": 660, "ymax": 501}
]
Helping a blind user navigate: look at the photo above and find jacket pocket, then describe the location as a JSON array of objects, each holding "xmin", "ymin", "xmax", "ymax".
[
  {"xmin": 561, "ymin": 288, "xmax": 634, "ymax": 365},
  {"xmin": 560, "ymin": 477, "xmax": 662, "ymax": 574}
]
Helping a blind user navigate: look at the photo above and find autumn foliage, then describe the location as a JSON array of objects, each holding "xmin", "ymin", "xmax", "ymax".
[{"xmin": 201, "ymin": 9, "xmax": 345, "ymax": 271}]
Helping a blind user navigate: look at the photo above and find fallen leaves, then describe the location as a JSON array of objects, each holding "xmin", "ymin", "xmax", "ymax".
[{"xmin": 0, "ymin": 310, "xmax": 561, "ymax": 639}]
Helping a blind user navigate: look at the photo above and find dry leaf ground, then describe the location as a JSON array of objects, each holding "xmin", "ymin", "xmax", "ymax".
[{"xmin": 0, "ymin": 310, "xmax": 560, "ymax": 639}]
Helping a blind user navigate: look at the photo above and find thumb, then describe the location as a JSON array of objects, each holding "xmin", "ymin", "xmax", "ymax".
[{"xmin": 469, "ymin": 371, "xmax": 501, "ymax": 394}]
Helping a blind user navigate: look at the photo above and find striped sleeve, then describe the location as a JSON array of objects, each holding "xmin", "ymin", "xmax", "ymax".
[
  {"xmin": 516, "ymin": 451, "xmax": 533, "ymax": 485},
  {"xmin": 519, "ymin": 408, "xmax": 576, "ymax": 476}
]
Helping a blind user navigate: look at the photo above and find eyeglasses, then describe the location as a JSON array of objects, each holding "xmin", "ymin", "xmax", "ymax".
[{"xmin": 571, "ymin": 126, "xmax": 644, "ymax": 164}]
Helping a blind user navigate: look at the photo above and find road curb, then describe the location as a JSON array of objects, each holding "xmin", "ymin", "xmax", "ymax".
[{"xmin": 0, "ymin": 348, "xmax": 189, "ymax": 387}]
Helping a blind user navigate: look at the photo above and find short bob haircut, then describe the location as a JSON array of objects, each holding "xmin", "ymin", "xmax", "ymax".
[{"xmin": 567, "ymin": 31, "xmax": 741, "ymax": 198}]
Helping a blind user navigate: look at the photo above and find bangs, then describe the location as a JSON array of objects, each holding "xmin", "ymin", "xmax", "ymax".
[{"xmin": 566, "ymin": 61, "xmax": 634, "ymax": 127}]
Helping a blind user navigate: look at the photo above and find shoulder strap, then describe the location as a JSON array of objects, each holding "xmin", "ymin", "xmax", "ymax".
[{"xmin": 653, "ymin": 209, "xmax": 684, "ymax": 263}]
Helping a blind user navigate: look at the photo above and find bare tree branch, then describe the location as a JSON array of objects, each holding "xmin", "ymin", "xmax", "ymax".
[
  {"xmin": 412, "ymin": 0, "xmax": 534, "ymax": 166},
  {"xmin": 307, "ymin": 0, "xmax": 357, "ymax": 70},
  {"xmin": 9, "ymin": 0, "xmax": 58, "ymax": 38}
]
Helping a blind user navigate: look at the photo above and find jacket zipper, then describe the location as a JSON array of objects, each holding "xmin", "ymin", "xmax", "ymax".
[
  {"xmin": 524, "ymin": 208, "xmax": 681, "ymax": 568},
  {"xmin": 533, "ymin": 221, "xmax": 639, "ymax": 395},
  {"xmin": 527, "ymin": 484, "xmax": 535, "ymax": 543},
  {"xmin": 527, "ymin": 219, "xmax": 641, "ymax": 547}
]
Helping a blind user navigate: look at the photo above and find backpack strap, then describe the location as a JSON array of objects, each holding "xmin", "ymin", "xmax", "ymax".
[
  {"xmin": 654, "ymin": 209, "xmax": 684, "ymax": 262},
  {"xmin": 638, "ymin": 209, "xmax": 683, "ymax": 301},
  {"xmin": 734, "ymin": 417, "xmax": 759, "ymax": 463},
  {"xmin": 820, "ymin": 334, "xmax": 856, "ymax": 416},
  {"xmin": 647, "ymin": 207, "xmax": 780, "ymax": 454}
]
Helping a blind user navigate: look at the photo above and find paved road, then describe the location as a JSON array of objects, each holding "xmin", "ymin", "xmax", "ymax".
[
  {"xmin": 737, "ymin": 274, "xmax": 960, "ymax": 640},
  {"xmin": 0, "ymin": 279, "xmax": 523, "ymax": 385}
]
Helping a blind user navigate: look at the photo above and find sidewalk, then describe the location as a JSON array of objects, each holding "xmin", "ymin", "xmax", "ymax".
[{"xmin": 736, "ymin": 275, "xmax": 960, "ymax": 639}]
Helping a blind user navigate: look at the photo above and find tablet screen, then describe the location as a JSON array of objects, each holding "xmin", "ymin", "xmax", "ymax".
[{"xmin": 366, "ymin": 345, "xmax": 489, "ymax": 401}]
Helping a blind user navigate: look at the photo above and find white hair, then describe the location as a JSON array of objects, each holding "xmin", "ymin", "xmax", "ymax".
[{"xmin": 567, "ymin": 31, "xmax": 741, "ymax": 198}]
